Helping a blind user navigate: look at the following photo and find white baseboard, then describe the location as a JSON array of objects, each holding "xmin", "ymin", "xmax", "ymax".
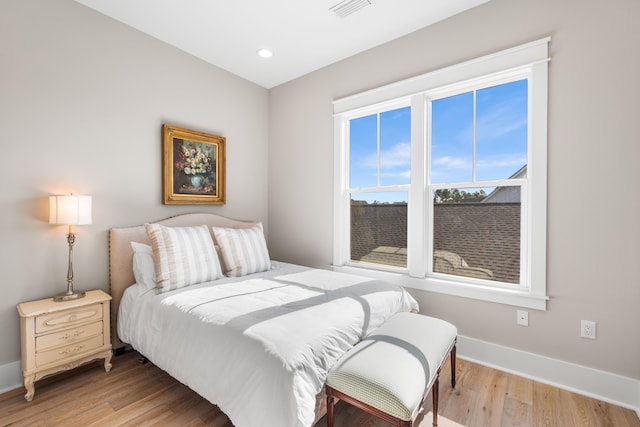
[
  {"xmin": 1, "ymin": 338, "xmax": 638, "ymax": 419},
  {"xmin": 457, "ymin": 335, "xmax": 640, "ymax": 418},
  {"xmin": 0, "ymin": 360, "xmax": 22, "ymax": 395}
]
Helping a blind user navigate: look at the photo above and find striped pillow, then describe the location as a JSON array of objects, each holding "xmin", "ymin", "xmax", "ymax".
[
  {"xmin": 145, "ymin": 223, "xmax": 223, "ymax": 293},
  {"xmin": 212, "ymin": 223, "xmax": 271, "ymax": 277}
]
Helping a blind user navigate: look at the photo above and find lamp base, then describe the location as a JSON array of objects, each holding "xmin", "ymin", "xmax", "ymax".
[{"xmin": 53, "ymin": 290, "xmax": 86, "ymax": 302}]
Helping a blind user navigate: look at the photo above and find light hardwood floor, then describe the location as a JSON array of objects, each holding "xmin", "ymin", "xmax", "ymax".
[{"xmin": 1, "ymin": 350, "xmax": 638, "ymax": 427}]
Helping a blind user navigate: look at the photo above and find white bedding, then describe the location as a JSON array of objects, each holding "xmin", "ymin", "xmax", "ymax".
[{"xmin": 118, "ymin": 261, "xmax": 418, "ymax": 427}]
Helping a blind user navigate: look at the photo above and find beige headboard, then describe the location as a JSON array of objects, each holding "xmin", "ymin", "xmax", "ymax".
[{"xmin": 109, "ymin": 213, "xmax": 257, "ymax": 351}]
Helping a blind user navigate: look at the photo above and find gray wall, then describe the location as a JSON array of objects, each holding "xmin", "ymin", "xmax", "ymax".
[
  {"xmin": 0, "ymin": 0, "xmax": 268, "ymax": 366},
  {"xmin": 269, "ymin": 0, "xmax": 640, "ymax": 380}
]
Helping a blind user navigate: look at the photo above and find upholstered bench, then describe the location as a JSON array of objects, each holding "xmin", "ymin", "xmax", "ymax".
[{"xmin": 326, "ymin": 312, "xmax": 457, "ymax": 427}]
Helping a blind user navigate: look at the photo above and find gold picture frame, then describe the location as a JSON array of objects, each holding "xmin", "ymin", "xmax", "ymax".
[{"xmin": 162, "ymin": 124, "xmax": 226, "ymax": 204}]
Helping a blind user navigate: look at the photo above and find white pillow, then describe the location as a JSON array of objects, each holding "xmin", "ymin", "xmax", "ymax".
[
  {"xmin": 131, "ymin": 241, "xmax": 156, "ymax": 295},
  {"xmin": 212, "ymin": 223, "xmax": 271, "ymax": 277},
  {"xmin": 145, "ymin": 223, "xmax": 223, "ymax": 293}
]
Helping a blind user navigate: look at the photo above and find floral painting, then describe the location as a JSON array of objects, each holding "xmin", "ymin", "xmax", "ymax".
[
  {"xmin": 162, "ymin": 125, "xmax": 226, "ymax": 204},
  {"xmin": 173, "ymin": 140, "xmax": 216, "ymax": 194}
]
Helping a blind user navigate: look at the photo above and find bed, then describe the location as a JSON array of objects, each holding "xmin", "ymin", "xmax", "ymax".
[{"xmin": 109, "ymin": 213, "xmax": 419, "ymax": 427}]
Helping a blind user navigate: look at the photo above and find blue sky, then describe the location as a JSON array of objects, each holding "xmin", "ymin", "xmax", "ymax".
[{"xmin": 350, "ymin": 79, "xmax": 528, "ymax": 203}]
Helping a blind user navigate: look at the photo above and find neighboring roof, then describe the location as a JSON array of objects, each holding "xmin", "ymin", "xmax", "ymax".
[
  {"xmin": 351, "ymin": 202, "xmax": 521, "ymax": 284},
  {"xmin": 482, "ymin": 165, "xmax": 527, "ymax": 203}
]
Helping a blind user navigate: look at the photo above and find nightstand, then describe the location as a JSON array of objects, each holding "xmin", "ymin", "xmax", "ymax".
[{"xmin": 17, "ymin": 289, "xmax": 113, "ymax": 401}]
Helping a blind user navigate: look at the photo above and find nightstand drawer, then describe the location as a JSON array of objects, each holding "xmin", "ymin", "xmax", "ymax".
[
  {"xmin": 36, "ymin": 334, "xmax": 104, "ymax": 367},
  {"xmin": 36, "ymin": 321, "xmax": 103, "ymax": 352},
  {"xmin": 35, "ymin": 303, "xmax": 103, "ymax": 334}
]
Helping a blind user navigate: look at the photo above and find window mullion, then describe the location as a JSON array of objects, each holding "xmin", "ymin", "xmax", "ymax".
[
  {"xmin": 376, "ymin": 113, "xmax": 381, "ymax": 187},
  {"xmin": 519, "ymin": 181, "xmax": 529, "ymax": 289},
  {"xmin": 350, "ymin": 185, "xmax": 410, "ymax": 194},
  {"xmin": 472, "ymin": 90, "xmax": 477, "ymax": 182},
  {"xmin": 430, "ymin": 179, "xmax": 526, "ymax": 190},
  {"xmin": 408, "ymin": 94, "xmax": 426, "ymax": 278}
]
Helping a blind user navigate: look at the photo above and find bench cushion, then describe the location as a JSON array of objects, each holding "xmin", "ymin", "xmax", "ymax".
[{"xmin": 326, "ymin": 312, "xmax": 457, "ymax": 421}]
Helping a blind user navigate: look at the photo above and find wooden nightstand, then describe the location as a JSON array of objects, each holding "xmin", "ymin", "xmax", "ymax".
[{"xmin": 17, "ymin": 289, "xmax": 113, "ymax": 401}]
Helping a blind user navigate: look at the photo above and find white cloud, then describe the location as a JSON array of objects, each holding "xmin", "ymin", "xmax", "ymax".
[
  {"xmin": 361, "ymin": 141, "xmax": 411, "ymax": 170},
  {"xmin": 381, "ymin": 142, "xmax": 411, "ymax": 169},
  {"xmin": 433, "ymin": 155, "xmax": 467, "ymax": 168},
  {"xmin": 381, "ymin": 169, "xmax": 411, "ymax": 180}
]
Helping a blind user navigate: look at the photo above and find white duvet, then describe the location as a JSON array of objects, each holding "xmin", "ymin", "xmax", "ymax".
[{"xmin": 118, "ymin": 262, "xmax": 418, "ymax": 427}]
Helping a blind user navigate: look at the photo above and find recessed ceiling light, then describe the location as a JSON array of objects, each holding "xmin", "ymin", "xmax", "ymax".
[{"xmin": 257, "ymin": 48, "xmax": 273, "ymax": 59}]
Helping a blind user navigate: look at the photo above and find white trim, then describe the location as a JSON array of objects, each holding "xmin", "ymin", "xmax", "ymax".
[
  {"xmin": 333, "ymin": 37, "xmax": 550, "ymax": 309},
  {"xmin": 528, "ymin": 57, "xmax": 549, "ymax": 296},
  {"xmin": 408, "ymin": 94, "xmax": 427, "ymax": 278},
  {"xmin": 334, "ymin": 264, "xmax": 548, "ymax": 310},
  {"xmin": 457, "ymin": 335, "xmax": 640, "ymax": 417},
  {"xmin": 0, "ymin": 360, "xmax": 22, "ymax": 395},
  {"xmin": 333, "ymin": 115, "xmax": 349, "ymax": 266},
  {"xmin": 333, "ymin": 37, "xmax": 551, "ymax": 114}
]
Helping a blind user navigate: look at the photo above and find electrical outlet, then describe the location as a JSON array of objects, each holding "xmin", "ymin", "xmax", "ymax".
[
  {"xmin": 581, "ymin": 320, "xmax": 596, "ymax": 339},
  {"xmin": 517, "ymin": 310, "xmax": 529, "ymax": 326}
]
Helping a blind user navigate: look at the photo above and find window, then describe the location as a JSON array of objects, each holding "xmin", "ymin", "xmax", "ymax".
[
  {"xmin": 429, "ymin": 79, "xmax": 527, "ymax": 286},
  {"xmin": 349, "ymin": 104, "xmax": 411, "ymax": 269},
  {"xmin": 333, "ymin": 38, "xmax": 549, "ymax": 309}
]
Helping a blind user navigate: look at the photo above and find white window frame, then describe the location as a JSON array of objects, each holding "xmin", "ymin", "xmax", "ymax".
[
  {"xmin": 338, "ymin": 99, "xmax": 412, "ymax": 271},
  {"xmin": 333, "ymin": 38, "xmax": 550, "ymax": 310}
]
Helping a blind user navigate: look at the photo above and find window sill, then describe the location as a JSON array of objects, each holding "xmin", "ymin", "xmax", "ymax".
[{"xmin": 332, "ymin": 264, "xmax": 548, "ymax": 311}]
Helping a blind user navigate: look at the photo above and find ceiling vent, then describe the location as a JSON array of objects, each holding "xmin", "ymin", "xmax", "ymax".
[{"xmin": 330, "ymin": 0, "xmax": 374, "ymax": 19}]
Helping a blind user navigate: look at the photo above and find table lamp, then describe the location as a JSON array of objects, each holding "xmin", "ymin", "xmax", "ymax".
[{"xmin": 49, "ymin": 194, "xmax": 92, "ymax": 301}]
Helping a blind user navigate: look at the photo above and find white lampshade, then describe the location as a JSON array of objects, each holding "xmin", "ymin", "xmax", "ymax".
[{"xmin": 49, "ymin": 195, "xmax": 92, "ymax": 225}]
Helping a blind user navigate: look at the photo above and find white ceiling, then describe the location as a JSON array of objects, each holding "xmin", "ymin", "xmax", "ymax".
[{"xmin": 74, "ymin": 0, "xmax": 489, "ymax": 89}]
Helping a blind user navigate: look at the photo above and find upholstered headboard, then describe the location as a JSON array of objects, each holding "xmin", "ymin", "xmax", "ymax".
[{"xmin": 108, "ymin": 213, "xmax": 257, "ymax": 351}]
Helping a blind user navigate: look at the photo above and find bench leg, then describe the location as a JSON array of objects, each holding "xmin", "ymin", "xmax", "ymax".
[
  {"xmin": 327, "ymin": 393, "xmax": 335, "ymax": 427},
  {"xmin": 432, "ymin": 375, "xmax": 439, "ymax": 427},
  {"xmin": 451, "ymin": 343, "xmax": 457, "ymax": 388}
]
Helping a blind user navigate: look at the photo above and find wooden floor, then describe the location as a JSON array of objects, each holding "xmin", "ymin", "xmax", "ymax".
[{"xmin": 1, "ymin": 350, "xmax": 638, "ymax": 427}]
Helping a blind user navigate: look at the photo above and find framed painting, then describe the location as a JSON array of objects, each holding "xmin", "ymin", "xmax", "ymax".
[{"xmin": 162, "ymin": 124, "xmax": 226, "ymax": 204}]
